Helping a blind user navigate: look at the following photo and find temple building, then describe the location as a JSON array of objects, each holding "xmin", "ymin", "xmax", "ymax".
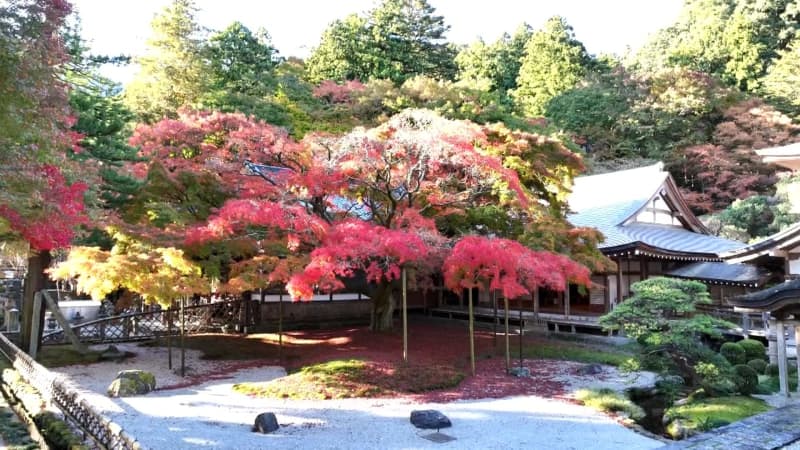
[
  {"xmin": 566, "ymin": 163, "xmax": 760, "ymax": 316},
  {"xmin": 437, "ymin": 163, "xmax": 764, "ymax": 332}
]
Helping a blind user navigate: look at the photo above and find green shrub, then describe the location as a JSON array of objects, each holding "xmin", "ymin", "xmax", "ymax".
[
  {"xmin": 738, "ymin": 339, "xmax": 766, "ymax": 361},
  {"xmin": 766, "ymin": 363, "xmax": 779, "ymax": 376},
  {"xmin": 720, "ymin": 342, "xmax": 747, "ymax": 365},
  {"xmin": 734, "ymin": 364, "xmax": 759, "ymax": 395},
  {"xmin": 747, "ymin": 359, "xmax": 767, "ymax": 374},
  {"xmin": 575, "ymin": 388, "xmax": 645, "ymax": 420},
  {"xmin": 757, "ymin": 374, "xmax": 800, "ymax": 393},
  {"xmin": 696, "ymin": 361, "xmax": 736, "ymax": 397}
]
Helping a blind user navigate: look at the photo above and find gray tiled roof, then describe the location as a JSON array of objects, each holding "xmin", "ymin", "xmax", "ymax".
[
  {"xmin": 619, "ymin": 223, "xmax": 743, "ymax": 254},
  {"xmin": 567, "ymin": 163, "xmax": 744, "ymax": 256},
  {"xmin": 665, "ymin": 261, "xmax": 767, "ymax": 285}
]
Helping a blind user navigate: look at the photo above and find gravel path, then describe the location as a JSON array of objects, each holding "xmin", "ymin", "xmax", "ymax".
[{"xmin": 53, "ymin": 344, "xmax": 664, "ymax": 450}]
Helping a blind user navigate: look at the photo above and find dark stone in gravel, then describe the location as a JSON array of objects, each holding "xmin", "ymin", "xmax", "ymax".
[
  {"xmin": 410, "ymin": 410, "xmax": 451, "ymax": 430},
  {"xmin": 254, "ymin": 412, "xmax": 279, "ymax": 434}
]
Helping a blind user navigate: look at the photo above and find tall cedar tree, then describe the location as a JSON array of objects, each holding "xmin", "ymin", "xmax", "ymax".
[
  {"xmin": 512, "ymin": 16, "xmax": 591, "ymax": 117},
  {"xmin": 306, "ymin": 0, "xmax": 456, "ymax": 84},
  {"xmin": 124, "ymin": 0, "xmax": 208, "ymax": 122}
]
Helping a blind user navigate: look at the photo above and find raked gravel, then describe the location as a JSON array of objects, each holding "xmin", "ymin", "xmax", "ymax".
[{"xmin": 53, "ymin": 343, "xmax": 664, "ymax": 450}]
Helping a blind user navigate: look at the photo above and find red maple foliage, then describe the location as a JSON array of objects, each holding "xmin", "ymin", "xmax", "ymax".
[
  {"xmin": 443, "ymin": 235, "xmax": 590, "ymax": 299},
  {"xmin": 676, "ymin": 99, "xmax": 800, "ymax": 213},
  {"xmin": 0, "ymin": 165, "xmax": 88, "ymax": 252},
  {"xmin": 312, "ymin": 80, "xmax": 366, "ymax": 103}
]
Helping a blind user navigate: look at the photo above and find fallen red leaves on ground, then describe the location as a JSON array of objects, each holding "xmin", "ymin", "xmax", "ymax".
[{"xmin": 161, "ymin": 318, "xmax": 582, "ymax": 402}]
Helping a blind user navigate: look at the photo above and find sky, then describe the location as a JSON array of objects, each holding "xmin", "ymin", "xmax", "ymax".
[{"xmin": 71, "ymin": 0, "xmax": 685, "ymax": 85}]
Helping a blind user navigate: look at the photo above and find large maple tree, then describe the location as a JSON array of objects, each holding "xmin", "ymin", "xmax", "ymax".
[{"xmin": 60, "ymin": 107, "xmax": 597, "ymax": 333}]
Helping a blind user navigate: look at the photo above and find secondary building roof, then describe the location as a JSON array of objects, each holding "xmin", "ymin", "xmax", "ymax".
[
  {"xmin": 756, "ymin": 142, "xmax": 800, "ymax": 171},
  {"xmin": 567, "ymin": 163, "xmax": 744, "ymax": 261},
  {"xmin": 728, "ymin": 278, "xmax": 800, "ymax": 316},
  {"xmin": 664, "ymin": 261, "xmax": 768, "ymax": 288}
]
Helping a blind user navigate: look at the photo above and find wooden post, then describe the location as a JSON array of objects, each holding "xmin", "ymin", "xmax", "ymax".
[
  {"xmin": 28, "ymin": 292, "xmax": 43, "ymax": 358},
  {"xmin": 504, "ymin": 297, "xmax": 510, "ymax": 373},
  {"xmin": 518, "ymin": 305, "xmax": 523, "ymax": 368},
  {"xmin": 533, "ymin": 288, "xmax": 539, "ymax": 318},
  {"xmin": 167, "ymin": 308, "xmax": 173, "ymax": 370},
  {"xmin": 278, "ymin": 292, "xmax": 284, "ymax": 364},
  {"xmin": 468, "ymin": 289, "xmax": 475, "ymax": 376},
  {"xmin": 616, "ymin": 257, "xmax": 623, "ymax": 306},
  {"xmin": 564, "ymin": 283, "xmax": 570, "ymax": 318},
  {"xmin": 603, "ymin": 275, "xmax": 610, "ymax": 313},
  {"xmin": 180, "ymin": 297, "xmax": 186, "ymax": 377},
  {"xmin": 402, "ymin": 267, "xmax": 408, "ymax": 364},
  {"xmin": 492, "ymin": 291, "xmax": 497, "ymax": 347},
  {"xmin": 777, "ymin": 320, "xmax": 789, "ymax": 397}
]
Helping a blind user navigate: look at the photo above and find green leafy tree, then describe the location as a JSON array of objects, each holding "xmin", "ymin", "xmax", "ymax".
[
  {"xmin": 600, "ymin": 277, "xmax": 734, "ymax": 385},
  {"xmin": 63, "ymin": 24, "xmax": 141, "ymax": 214},
  {"xmin": 305, "ymin": 14, "xmax": 369, "ymax": 83},
  {"xmin": 760, "ymin": 38, "xmax": 800, "ymax": 118},
  {"xmin": 456, "ymin": 23, "xmax": 532, "ymax": 94},
  {"xmin": 124, "ymin": 0, "xmax": 208, "ymax": 122},
  {"xmin": 306, "ymin": 0, "xmax": 456, "ymax": 84},
  {"xmin": 512, "ymin": 16, "xmax": 590, "ymax": 117},
  {"xmin": 717, "ymin": 196, "xmax": 777, "ymax": 238},
  {"xmin": 633, "ymin": 0, "xmax": 800, "ymax": 92},
  {"xmin": 206, "ymin": 21, "xmax": 278, "ymax": 96},
  {"xmin": 545, "ymin": 63, "xmax": 635, "ymax": 157}
]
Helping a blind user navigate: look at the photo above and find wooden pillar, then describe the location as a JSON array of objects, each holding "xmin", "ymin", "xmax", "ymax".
[
  {"xmin": 616, "ymin": 257, "xmax": 623, "ymax": 305},
  {"xmin": 603, "ymin": 275, "xmax": 610, "ymax": 313},
  {"xmin": 777, "ymin": 320, "xmax": 790, "ymax": 397},
  {"xmin": 564, "ymin": 282, "xmax": 570, "ymax": 318},
  {"xmin": 640, "ymin": 255, "xmax": 647, "ymax": 280},
  {"xmin": 795, "ymin": 325, "xmax": 800, "ymax": 394},
  {"xmin": 533, "ymin": 288, "xmax": 540, "ymax": 318}
]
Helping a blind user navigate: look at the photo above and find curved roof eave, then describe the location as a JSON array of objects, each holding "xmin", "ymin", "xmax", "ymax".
[
  {"xmin": 721, "ymin": 222, "xmax": 800, "ymax": 263},
  {"xmin": 600, "ymin": 241, "xmax": 722, "ymax": 261}
]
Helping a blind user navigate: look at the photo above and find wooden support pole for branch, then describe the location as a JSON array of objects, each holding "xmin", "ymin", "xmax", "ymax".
[
  {"xmin": 167, "ymin": 308, "xmax": 173, "ymax": 371},
  {"xmin": 278, "ymin": 292, "xmax": 284, "ymax": 364},
  {"xmin": 180, "ymin": 297, "xmax": 186, "ymax": 377},
  {"xmin": 41, "ymin": 290, "xmax": 88, "ymax": 354},
  {"xmin": 492, "ymin": 291, "xmax": 497, "ymax": 347},
  {"xmin": 504, "ymin": 297, "xmax": 510, "ymax": 373},
  {"xmin": 402, "ymin": 267, "xmax": 408, "ymax": 364},
  {"xmin": 519, "ymin": 303, "xmax": 523, "ymax": 368},
  {"xmin": 468, "ymin": 288, "xmax": 475, "ymax": 376}
]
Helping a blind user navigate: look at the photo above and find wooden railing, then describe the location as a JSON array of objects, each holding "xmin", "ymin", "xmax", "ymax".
[{"xmin": 0, "ymin": 331, "xmax": 141, "ymax": 449}]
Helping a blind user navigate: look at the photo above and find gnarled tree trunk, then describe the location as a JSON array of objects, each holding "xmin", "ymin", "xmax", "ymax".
[
  {"xmin": 21, "ymin": 250, "xmax": 51, "ymax": 353},
  {"xmin": 370, "ymin": 281, "xmax": 395, "ymax": 331}
]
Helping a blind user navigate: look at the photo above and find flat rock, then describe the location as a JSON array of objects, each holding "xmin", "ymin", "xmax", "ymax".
[
  {"xmin": 410, "ymin": 410, "xmax": 451, "ymax": 430},
  {"xmin": 254, "ymin": 412, "xmax": 279, "ymax": 434},
  {"xmin": 577, "ymin": 363, "xmax": 604, "ymax": 376},
  {"xmin": 509, "ymin": 366, "xmax": 531, "ymax": 377}
]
